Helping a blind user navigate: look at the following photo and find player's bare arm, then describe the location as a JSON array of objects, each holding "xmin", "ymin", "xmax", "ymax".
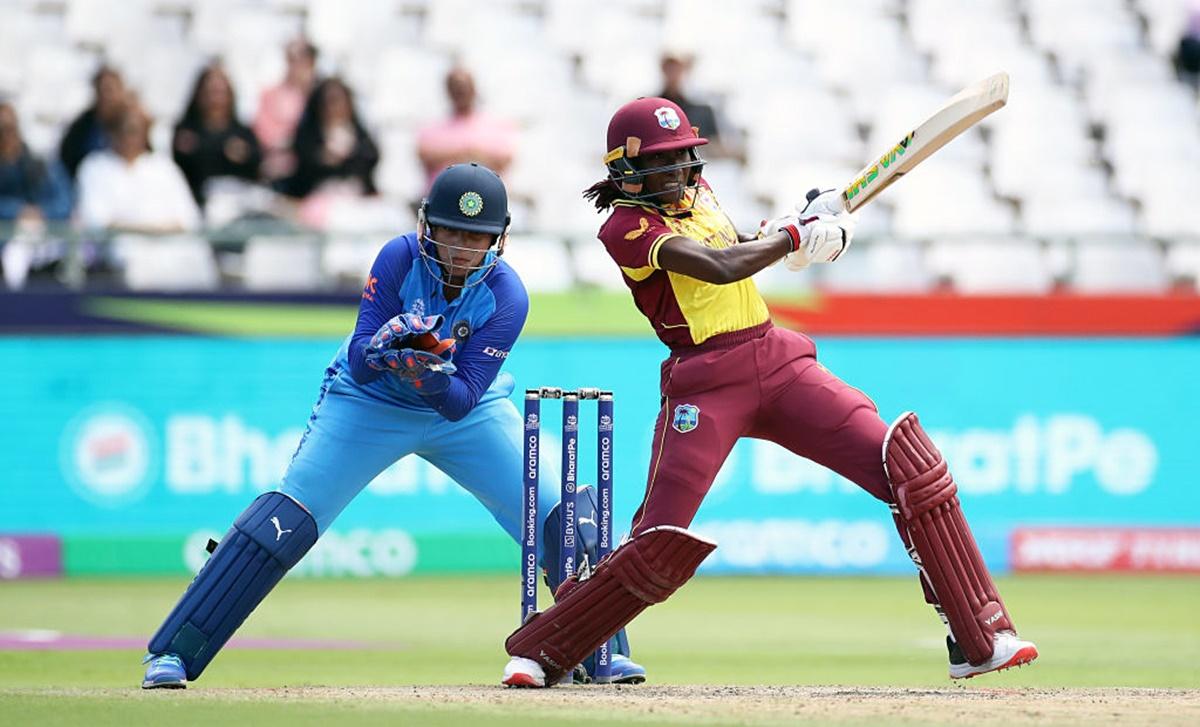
[{"xmin": 656, "ymin": 232, "xmax": 792, "ymax": 284}]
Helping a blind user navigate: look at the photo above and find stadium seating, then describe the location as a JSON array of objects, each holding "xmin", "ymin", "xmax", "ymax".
[
  {"xmin": 1, "ymin": 0, "xmax": 1196, "ymax": 293},
  {"xmin": 115, "ymin": 234, "xmax": 220, "ymax": 291},
  {"xmin": 243, "ymin": 235, "xmax": 324, "ymax": 291}
]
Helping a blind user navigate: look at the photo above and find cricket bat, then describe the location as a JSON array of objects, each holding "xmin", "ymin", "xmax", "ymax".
[{"xmin": 840, "ymin": 72, "xmax": 1010, "ymax": 212}]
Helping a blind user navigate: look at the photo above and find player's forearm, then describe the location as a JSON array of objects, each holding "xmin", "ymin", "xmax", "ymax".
[
  {"xmin": 347, "ymin": 338, "xmax": 386, "ymax": 385},
  {"xmin": 658, "ymin": 234, "xmax": 791, "ymax": 284},
  {"xmin": 417, "ymin": 374, "xmax": 474, "ymax": 422}
]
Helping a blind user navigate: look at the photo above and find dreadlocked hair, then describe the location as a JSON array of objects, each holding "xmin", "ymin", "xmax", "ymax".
[{"xmin": 582, "ymin": 178, "xmax": 626, "ymax": 211}]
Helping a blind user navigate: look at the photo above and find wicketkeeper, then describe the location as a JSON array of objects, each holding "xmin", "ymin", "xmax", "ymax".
[{"xmin": 141, "ymin": 163, "xmax": 645, "ymax": 688}]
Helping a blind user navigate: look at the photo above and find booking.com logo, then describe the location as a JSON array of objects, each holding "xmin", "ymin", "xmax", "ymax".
[{"xmin": 59, "ymin": 404, "xmax": 156, "ymax": 508}]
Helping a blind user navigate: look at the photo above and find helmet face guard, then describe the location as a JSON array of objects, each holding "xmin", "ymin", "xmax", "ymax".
[
  {"xmin": 416, "ymin": 207, "xmax": 509, "ymax": 290},
  {"xmin": 601, "ymin": 97, "xmax": 709, "ymax": 214},
  {"xmin": 605, "ymin": 144, "xmax": 706, "ymax": 212},
  {"xmin": 418, "ymin": 162, "xmax": 511, "ymax": 289}
]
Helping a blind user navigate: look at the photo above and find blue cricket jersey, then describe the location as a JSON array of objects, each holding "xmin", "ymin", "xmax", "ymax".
[{"xmin": 332, "ymin": 233, "xmax": 529, "ymax": 421}]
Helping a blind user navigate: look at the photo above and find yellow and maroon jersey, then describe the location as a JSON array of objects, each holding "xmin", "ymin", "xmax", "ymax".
[{"xmin": 597, "ymin": 181, "xmax": 770, "ymax": 349}]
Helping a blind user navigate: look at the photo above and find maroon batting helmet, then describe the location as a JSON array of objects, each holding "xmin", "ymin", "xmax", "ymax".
[{"xmin": 602, "ymin": 97, "xmax": 707, "ymax": 207}]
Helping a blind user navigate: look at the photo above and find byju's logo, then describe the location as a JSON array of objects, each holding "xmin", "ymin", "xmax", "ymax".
[{"xmin": 61, "ymin": 406, "xmax": 155, "ymax": 507}]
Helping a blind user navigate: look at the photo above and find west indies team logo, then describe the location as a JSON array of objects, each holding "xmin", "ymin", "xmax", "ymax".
[
  {"xmin": 459, "ymin": 191, "xmax": 483, "ymax": 217},
  {"xmin": 654, "ymin": 106, "xmax": 681, "ymax": 130},
  {"xmin": 671, "ymin": 404, "xmax": 700, "ymax": 433}
]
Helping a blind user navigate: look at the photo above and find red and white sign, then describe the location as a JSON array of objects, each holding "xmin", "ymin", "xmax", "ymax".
[{"xmin": 1011, "ymin": 528, "xmax": 1200, "ymax": 573}]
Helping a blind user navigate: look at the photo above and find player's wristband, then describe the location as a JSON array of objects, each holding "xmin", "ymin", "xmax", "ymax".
[{"xmin": 780, "ymin": 224, "xmax": 802, "ymax": 253}]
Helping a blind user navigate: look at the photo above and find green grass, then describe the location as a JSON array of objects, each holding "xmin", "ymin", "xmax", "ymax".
[
  {"xmin": 85, "ymin": 298, "xmax": 361, "ymax": 337},
  {"xmin": 83, "ymin": 292, "xmax": 821, "ymax": 337},
  {"xmin": 82, "ymin": 290, "xmax": 816, "ymax": 338},
  {"xmin": 84, "ymin": 291, "xmax": 658, "ymax": 338},
  {"xmin": 2, "ymin": 575, "xmax": 1197, "ymax": 725},
  {"xmin": 1, "ymin": 575, "xmax": 1196, "ymax": 688}
]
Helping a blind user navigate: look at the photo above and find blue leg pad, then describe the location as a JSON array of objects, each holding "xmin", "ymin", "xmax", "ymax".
[
  {"xmin": 542, "ymin": 485, "xmax": 599, "ymax": 594},
  {"xmin": 543, "ymin": 485, "xmax": 632, "ymax": 662},
  {"xmin": 147, "ymin": 492, "xmax": 317, "ymax": 681}
]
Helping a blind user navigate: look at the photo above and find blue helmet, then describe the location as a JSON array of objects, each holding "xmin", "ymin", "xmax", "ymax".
[{"xmin": 418, "ymin": 163, "xmax": 511, "ymax": 288}]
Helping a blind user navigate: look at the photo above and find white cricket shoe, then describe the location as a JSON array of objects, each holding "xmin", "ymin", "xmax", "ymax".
[
  {"xmin": 949, "ymin": 631, "xmax": 1039, "ymax": 679},
  {"xmin": 502, "ymin": 656, "xmax": 547, "ymax": 688}
]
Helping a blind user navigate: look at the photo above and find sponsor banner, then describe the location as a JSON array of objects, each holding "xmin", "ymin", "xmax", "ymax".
[
  {"xmin": 1011, "ymin": 528, "xmax": 1200, "ymax": 573},
  {"xmin": 62, "ymin": 530, "xmax": 515, "ymax": 577},
  {"xmin": 694, "ymin": 519, "xmax": 896, "ymax": 574},
  {"xmin": 0, "ymin": 535, "xmax": 63, "ymax": 579},
  {"xmin": 6, "ymin": 291, "xmax": 1200, "ymax": 337},
  {"xmin": 3, "ymin": 336, "xmax": 1199, "ymax": 575},
  {"xmin": 770, "ymin": 294, "xmax": 1200, "ymax": 336}
]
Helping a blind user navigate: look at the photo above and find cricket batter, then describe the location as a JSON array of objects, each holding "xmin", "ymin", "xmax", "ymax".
[
  {"xmin": 502, "ymin": 99, "xmax": 1039, "ymax": 687},
  {"xmin": 141, "ymin": 163, "xmax": 644, "ymax": 688}
]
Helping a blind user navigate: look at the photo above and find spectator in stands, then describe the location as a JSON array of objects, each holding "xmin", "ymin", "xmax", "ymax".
[
  {"xmin": 173, "ymin": 62, "xmax": 262, "ymax": 209},
  {"xmin": 657, "ymin": 52, "xmax": 742, "ymax": 161},
  {"xmin": 416, "ymin": 66, "xmax": 517, "ymax": 192},
  {"xmin": 77, "ymin": 105, "xmax": 200, "ymax": 234},
  {"xmin": 1175, "ymin": 1, "xmax": 1200, "ymax": 90},
  {"xmin": 0, "ymin": 101, "xmax": 72, "ymax": 225},
  {"xmin": 280, "ymin": 77, "xmax": 379, "ymax": 200},
  {"xmin": 255, "ymin": 38, "xmax": 319, "ymax": 181},
  {"xmin": 59, "ymin": 65, "xmax": 129, "ymax": 180}
]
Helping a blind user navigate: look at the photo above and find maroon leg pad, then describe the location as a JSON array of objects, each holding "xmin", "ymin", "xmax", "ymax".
[
  {"xmin": 885, "ymin": 412, "xmax": 1014, "ymax": 665},
  {"xmin": 505, "ymin": 526, "xmax": 716, "ymax": 684}
]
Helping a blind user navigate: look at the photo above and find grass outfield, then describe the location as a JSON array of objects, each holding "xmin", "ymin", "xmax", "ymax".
[
  {"xmin": 84, "ymin": 291, "xmax": 817, "ymax": 337},
  {"xmin": 85, "ymin": 291, "xmax": 659, "ymax": 337},
  {"xmin": 1, "ymin": 575, "xmax": 1197, "ymax": 725}
]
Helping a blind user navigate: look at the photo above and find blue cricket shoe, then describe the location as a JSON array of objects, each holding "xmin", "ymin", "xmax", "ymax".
[
  {"xmin": 580, "ymin": 652, "xmax": 647, "ymax": 685},
  {"xmin": 141, "ymin": 653, "xmax": 186, "ymax": 689},
  {"xmin": 603, "ymin": 653, "xmax": 647, "ymax": 685}
]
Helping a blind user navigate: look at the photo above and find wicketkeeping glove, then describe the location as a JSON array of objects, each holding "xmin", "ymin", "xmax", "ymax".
[
  {"xmin": 384, "ymin": 348, "xmax": 457, "ymax": 394},
  {"xmin": 365, "ymin": 313, "xmax": 457, "ymax": 373}
]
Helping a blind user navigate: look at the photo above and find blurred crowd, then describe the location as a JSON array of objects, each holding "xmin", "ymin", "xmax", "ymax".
[
  {"xmin": 1, "ymin": 30, "xmax": 746, "ymax": 289},
  {"xmin": 2, "ymin": 0, "xmax": 1199, "ymax": 294},
  {"xmin": 2, "ymin": 39, "xmax": 520, "ymax": 236}
]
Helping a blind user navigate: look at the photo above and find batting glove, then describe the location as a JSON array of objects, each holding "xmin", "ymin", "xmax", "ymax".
[
  {"xmin": 759, "ymin": 212, "xmax": 855, "ymax": 271},
  {"xmin": 798, "ymin": 187, "xmax": 847, "ymax": 217}
]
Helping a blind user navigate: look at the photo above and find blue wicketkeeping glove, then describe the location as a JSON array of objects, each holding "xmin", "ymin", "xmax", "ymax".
[
  {"xmin": 365, "ymin": 314, "xmax": 458, "ymax": 393},
  {"xmin": 365, "ymin": 313, "xmax": 444, "ymax": 362},
  {"xmin": 385, "ymin": 348, "xmax": 457, "ymax": 394}
]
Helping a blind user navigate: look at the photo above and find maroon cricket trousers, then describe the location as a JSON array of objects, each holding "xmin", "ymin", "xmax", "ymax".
[{"xmin": 630, "ymin": 322, "xmax": 895, "ymax": 534}]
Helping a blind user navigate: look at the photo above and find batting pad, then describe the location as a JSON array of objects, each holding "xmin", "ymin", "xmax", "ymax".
[
  {"xmin": 147, "ymin": 491, "xmax": 317, "ymax": 680},
  {"xmin": 884, "ymin": 412, "xmax": 1014, "ymax": 666},
  {"xmin": 506, "ymin": 526, "xmax": 716, "ymax": 685}
]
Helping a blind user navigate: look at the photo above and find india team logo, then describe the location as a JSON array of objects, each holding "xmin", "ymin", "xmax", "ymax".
[
  {"xmin": 671, "ymin": 404, "xmax": 700, "ymax": 433},
  {"xmin": 654, "ymin": 106, "xmax": 681, "ymax": 130},
  {"xmin": 459, "ymin": 191, "xmax": 484, "ymax": 216},
  {"xmin": 526, "ymin": 413, "xmax": 539, "ymax": 429}
]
